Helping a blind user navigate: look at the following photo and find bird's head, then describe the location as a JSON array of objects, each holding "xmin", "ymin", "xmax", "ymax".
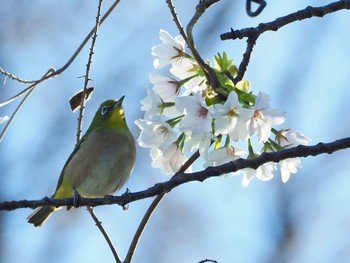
[{"xmin": 90, "ymin": 96, "xmax": 128, "ymax": 131}]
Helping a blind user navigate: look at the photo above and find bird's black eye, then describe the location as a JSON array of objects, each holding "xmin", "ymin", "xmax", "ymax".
[{"xmin": 101, "ymin": 106, "xmax": 109, "ymax": 116}]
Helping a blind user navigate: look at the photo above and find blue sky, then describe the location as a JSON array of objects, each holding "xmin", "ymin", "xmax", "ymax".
[{"xmin": 1, "ymin": 1, "xmax": 350, "ymax": 262}]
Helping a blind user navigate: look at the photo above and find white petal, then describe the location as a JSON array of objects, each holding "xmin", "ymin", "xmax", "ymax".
[
  {"xmin": 263, "ymin": 108, "xmax": 286, "ymax": 126},
  {"xmin": 242, "ymin": 169, "xmax": 256, "ymax": 187},
  {"xmin": 225, "ymin": 91, "xmax": 239, "ymax": 107},
  {"xmin": 254, "ymin": 92, "xmax": 271, "ymax": 109},
  {"xmin": 257, "ymin": 121, "xmax": 272, "ymax": 143}
]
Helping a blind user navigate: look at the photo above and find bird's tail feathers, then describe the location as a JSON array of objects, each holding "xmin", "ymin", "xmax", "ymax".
[{"xmin": 27, "ymin": 206, "xmax": 56, "ymax": 227}]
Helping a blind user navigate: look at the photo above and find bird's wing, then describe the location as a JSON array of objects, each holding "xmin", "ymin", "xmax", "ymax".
[{"xmin": 54, "ymin": 136, "xmax": 86, "ymax": 192}]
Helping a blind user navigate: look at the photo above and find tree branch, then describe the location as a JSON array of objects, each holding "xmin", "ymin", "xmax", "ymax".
[
  {"xmin": 87, "ymin": 206, "xmax": 121, "ymax": 263},
  {"xmin": 232, "ymin": 35, "xmax": 257, "ymax": 84},
  {"xmin": 220, "ymin": 0, "xmax": 350, "ymax": 41},
  {"xmin": 166, "ymin": 0, "xmax": 189, "ymax": 44},
  {"xmin": 76, "ymin": 0, "xmax": 103, "ymax": 144},
  {"xmin": 2, "ymin": 137, "xmax": 350, "ymax": 211},
  {"xmin": 124, "ymin": 150, "xmax": 200, "ymax": 263},
  {"xmin": 0, "ymin": 0, "xmax": 122, "ymax": 142},
  {"xmin": 185, "ymin": 0, "xmax": 224, "ymax": 99}
]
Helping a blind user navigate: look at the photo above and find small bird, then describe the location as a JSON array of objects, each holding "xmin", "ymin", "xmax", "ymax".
[{"xmin": 27, "ymin": 96, "xmax": 136, "ymax": 227}]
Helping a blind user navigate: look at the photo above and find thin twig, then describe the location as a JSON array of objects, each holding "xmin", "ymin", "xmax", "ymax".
[
  {"xmin": 77, "ymin": 1, "xmax": 121, "ymax": 261},
  {"xmin": 0, "ymin": 0, "xmax": 122, "ymax": 142},
  {"xmin": 124, "ymin": 194, "xmax": 164, "ymax": 263},
  {"xmin": 0, "ymin": 67, "xmax": 37, "ymax": 84},
  {"xmin": 185, "ymin": 0, "xmax": 224, "ymax": 98},
  {"xmin": 76, "ymin": 0, "xmax": 103, "ymax": 144},
  {"xmin": 0, "ymin": 68, "xmax": 55, "ymax": 109},
  {"xmin": 233, "ymin": 36, "xmax": 257, "ymax": 84},
  {"xmin": 54, "ymin": 0, "xmax": 122, "ymax": 76},
  {"xmin": 0, "ymin": 69, "xmax": 54, "ymax": 141},
  {"xmin": 124, "ymin": 150, "xmax": 200, "ymax": 263},
  {"xmin": 186, "ymin": 1, "xmax": 214, "ymax": 81},
  {"xmin": 166, "ymin": 0, "xmax": 223, "ymax": 97},
  {"xmin": 0, "ymin": 0, "xmax": 121, "ymax": 89},
  {"xmin": 0, "ymin": 86, "xmax": 36, "ymax": 142},
  {"xmin": 87, "ymin": 206, "xmax": 122, "ymax": 263},
  {"xmin": 165, "ymin": 0, "xmax": 189, "ymax": 43}
]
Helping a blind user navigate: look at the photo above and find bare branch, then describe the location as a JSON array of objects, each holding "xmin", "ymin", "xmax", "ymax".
[
  {"xmin": 221, "ymin": 0, "xmax": 350, "ymax": 41},
  {"xmin": 186, "ymin": 0, "xmax": 224, "ymax": 99},
  {"xmin": 76, "ymin": 0, "xmax": 103, "ymax": 144},
  {"xmin": 233, "ymin": 36, "xmax": 257, "ymax": 84},
  {"xmin": 0, "ymin": 69, "xmax": 55, "ymax": 141},
  {"xmin": 166, "ymin": 0, "xmax": 188, "ymax": 44},
  {"xmin": 2, "ymin": 137, "xmax": 350, "ymax": 211},
  {"xmin": 0, "ymin": 67, "xmax": 37, "ymax": 84},
  {"xmin": 0, "ymin": 0, "xmax": 122, "ymax": 142},
  {"xmin": 124, "ymin": 150, "xmax": 201, "ymax": 263},
  {"xmin": 74, "ymin": 2, "xmax": 123, "ymax": 260},
  {"xmin": 87, "ymin": 206, "xmax": 121, "ymax": 263}
]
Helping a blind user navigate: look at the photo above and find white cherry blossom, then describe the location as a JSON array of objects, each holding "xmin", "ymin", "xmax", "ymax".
[
  {"xmin": 248, "ymin": 92, "xmax": 286, "ymax": 143},
  {"xmin": 211, "ymin": 91, "xmax": 253, "ymax": 141},
  {"xmin": 140, "ymin": 88, "xmax": 164, "ymax": 118},
  {"xmin": 187, "ymin": 132, "xmax": 216, "ymax": 160},
  {"xmin": 151, "ymin": 143, "xmax": 188, "ymax": 174},
  {"xmin": 204, "ymin": 146, "xmax": 246, "ymax": 168},
  {"xmin": 152, "ymin": 29, "xmax": 186, "ymax": 68},
  {"xmin": 134, "ymin": 118, "xmax": 177, "ymax": 150},
  {"xmin": 279, "ymin": 158, "xmax": 302, "ymax": 183},
  {"xmin": 176, "ymin": 92, "xmax": 212, "ymax": 134},
  {"xmin": 149, "ymin": 72, "xmax": 179, "ymax": 102},
  {"xmin": 242, "ymin": 161, "xmax": 276, "ymax": 187},
  {"xmin": 277, "ymin": 129, "xmax": 311, "ymax": 147}
]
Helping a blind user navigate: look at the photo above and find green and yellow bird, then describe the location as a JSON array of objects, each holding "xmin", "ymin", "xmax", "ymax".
[{"xmin": 27, "ymin": 96, "xmax": 136, "ymax": 227}]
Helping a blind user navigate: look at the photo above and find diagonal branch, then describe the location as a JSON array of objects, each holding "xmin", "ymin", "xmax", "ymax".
[
  {"xmin": 186, "ymin": 0, "xmax": 221, "ymax": 91},
  {"xmin": 124, "ymin": 150, "xmax": 200, "ymax": 263},
  {"xmin": 232, "ymin": 36, "xmax": 257, "ymax": 84},
  {"xmin": 221, "ymin": 0, "xmax": 350, "ymax": 41},
  {"xmin": 0, "ymin": 67, "xmax": 37, "ymax": 84},
  {"xmin": 2, "ymin": 137, "xmax": 350, "ymax": 211},
  {"xmin": 0, "ymin": 0, "xmax": 122, "ymax": 142},
  {"xmin": 87, "ymin": 206, "xmax": 121, "ymax": 263},
  {"xmin": 166, "ymin": 0, "xmax": 188, "ymax": 44}
]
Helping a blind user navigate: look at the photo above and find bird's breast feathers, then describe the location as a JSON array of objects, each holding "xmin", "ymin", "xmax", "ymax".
[{"xmin": 63, "ymin": 129, "xmax": 135, "ymax": 197}]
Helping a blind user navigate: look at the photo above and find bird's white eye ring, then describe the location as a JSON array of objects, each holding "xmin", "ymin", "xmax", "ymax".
[{"xmin": 101, "ymin": 106, "xmax": 109, "ymax": 116}]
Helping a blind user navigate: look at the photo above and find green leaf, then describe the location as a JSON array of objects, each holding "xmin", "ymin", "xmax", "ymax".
[
  {"xmin": 235, "ymin": 90, "xmax": 256, "ymax": 107},
  {"xmin": 214, "ymin": 52, "xmax": 233, "ymax": 72}
]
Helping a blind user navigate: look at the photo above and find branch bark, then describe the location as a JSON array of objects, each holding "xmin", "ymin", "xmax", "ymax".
[
  {"xmin": 2, "ymin": 137, "xmax": 350, "ymax": 211},
  {"xmin": 221, "ymin": 0, "xmax": 350, "ymax": 41}
]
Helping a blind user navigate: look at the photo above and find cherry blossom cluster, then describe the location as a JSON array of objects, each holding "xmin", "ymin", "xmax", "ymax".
[{"xmin": 135, "ymin": 29, "xmax": 310, "ymax": 186}]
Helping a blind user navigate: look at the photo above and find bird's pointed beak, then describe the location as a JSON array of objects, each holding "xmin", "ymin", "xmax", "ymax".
[
  {"xmin": 119, "ymin": 95, "xmax": 125, "ymax": 103},
  {"xmin": 113, "ymin": 95, "xmax": 125, "ymax": 108}
]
